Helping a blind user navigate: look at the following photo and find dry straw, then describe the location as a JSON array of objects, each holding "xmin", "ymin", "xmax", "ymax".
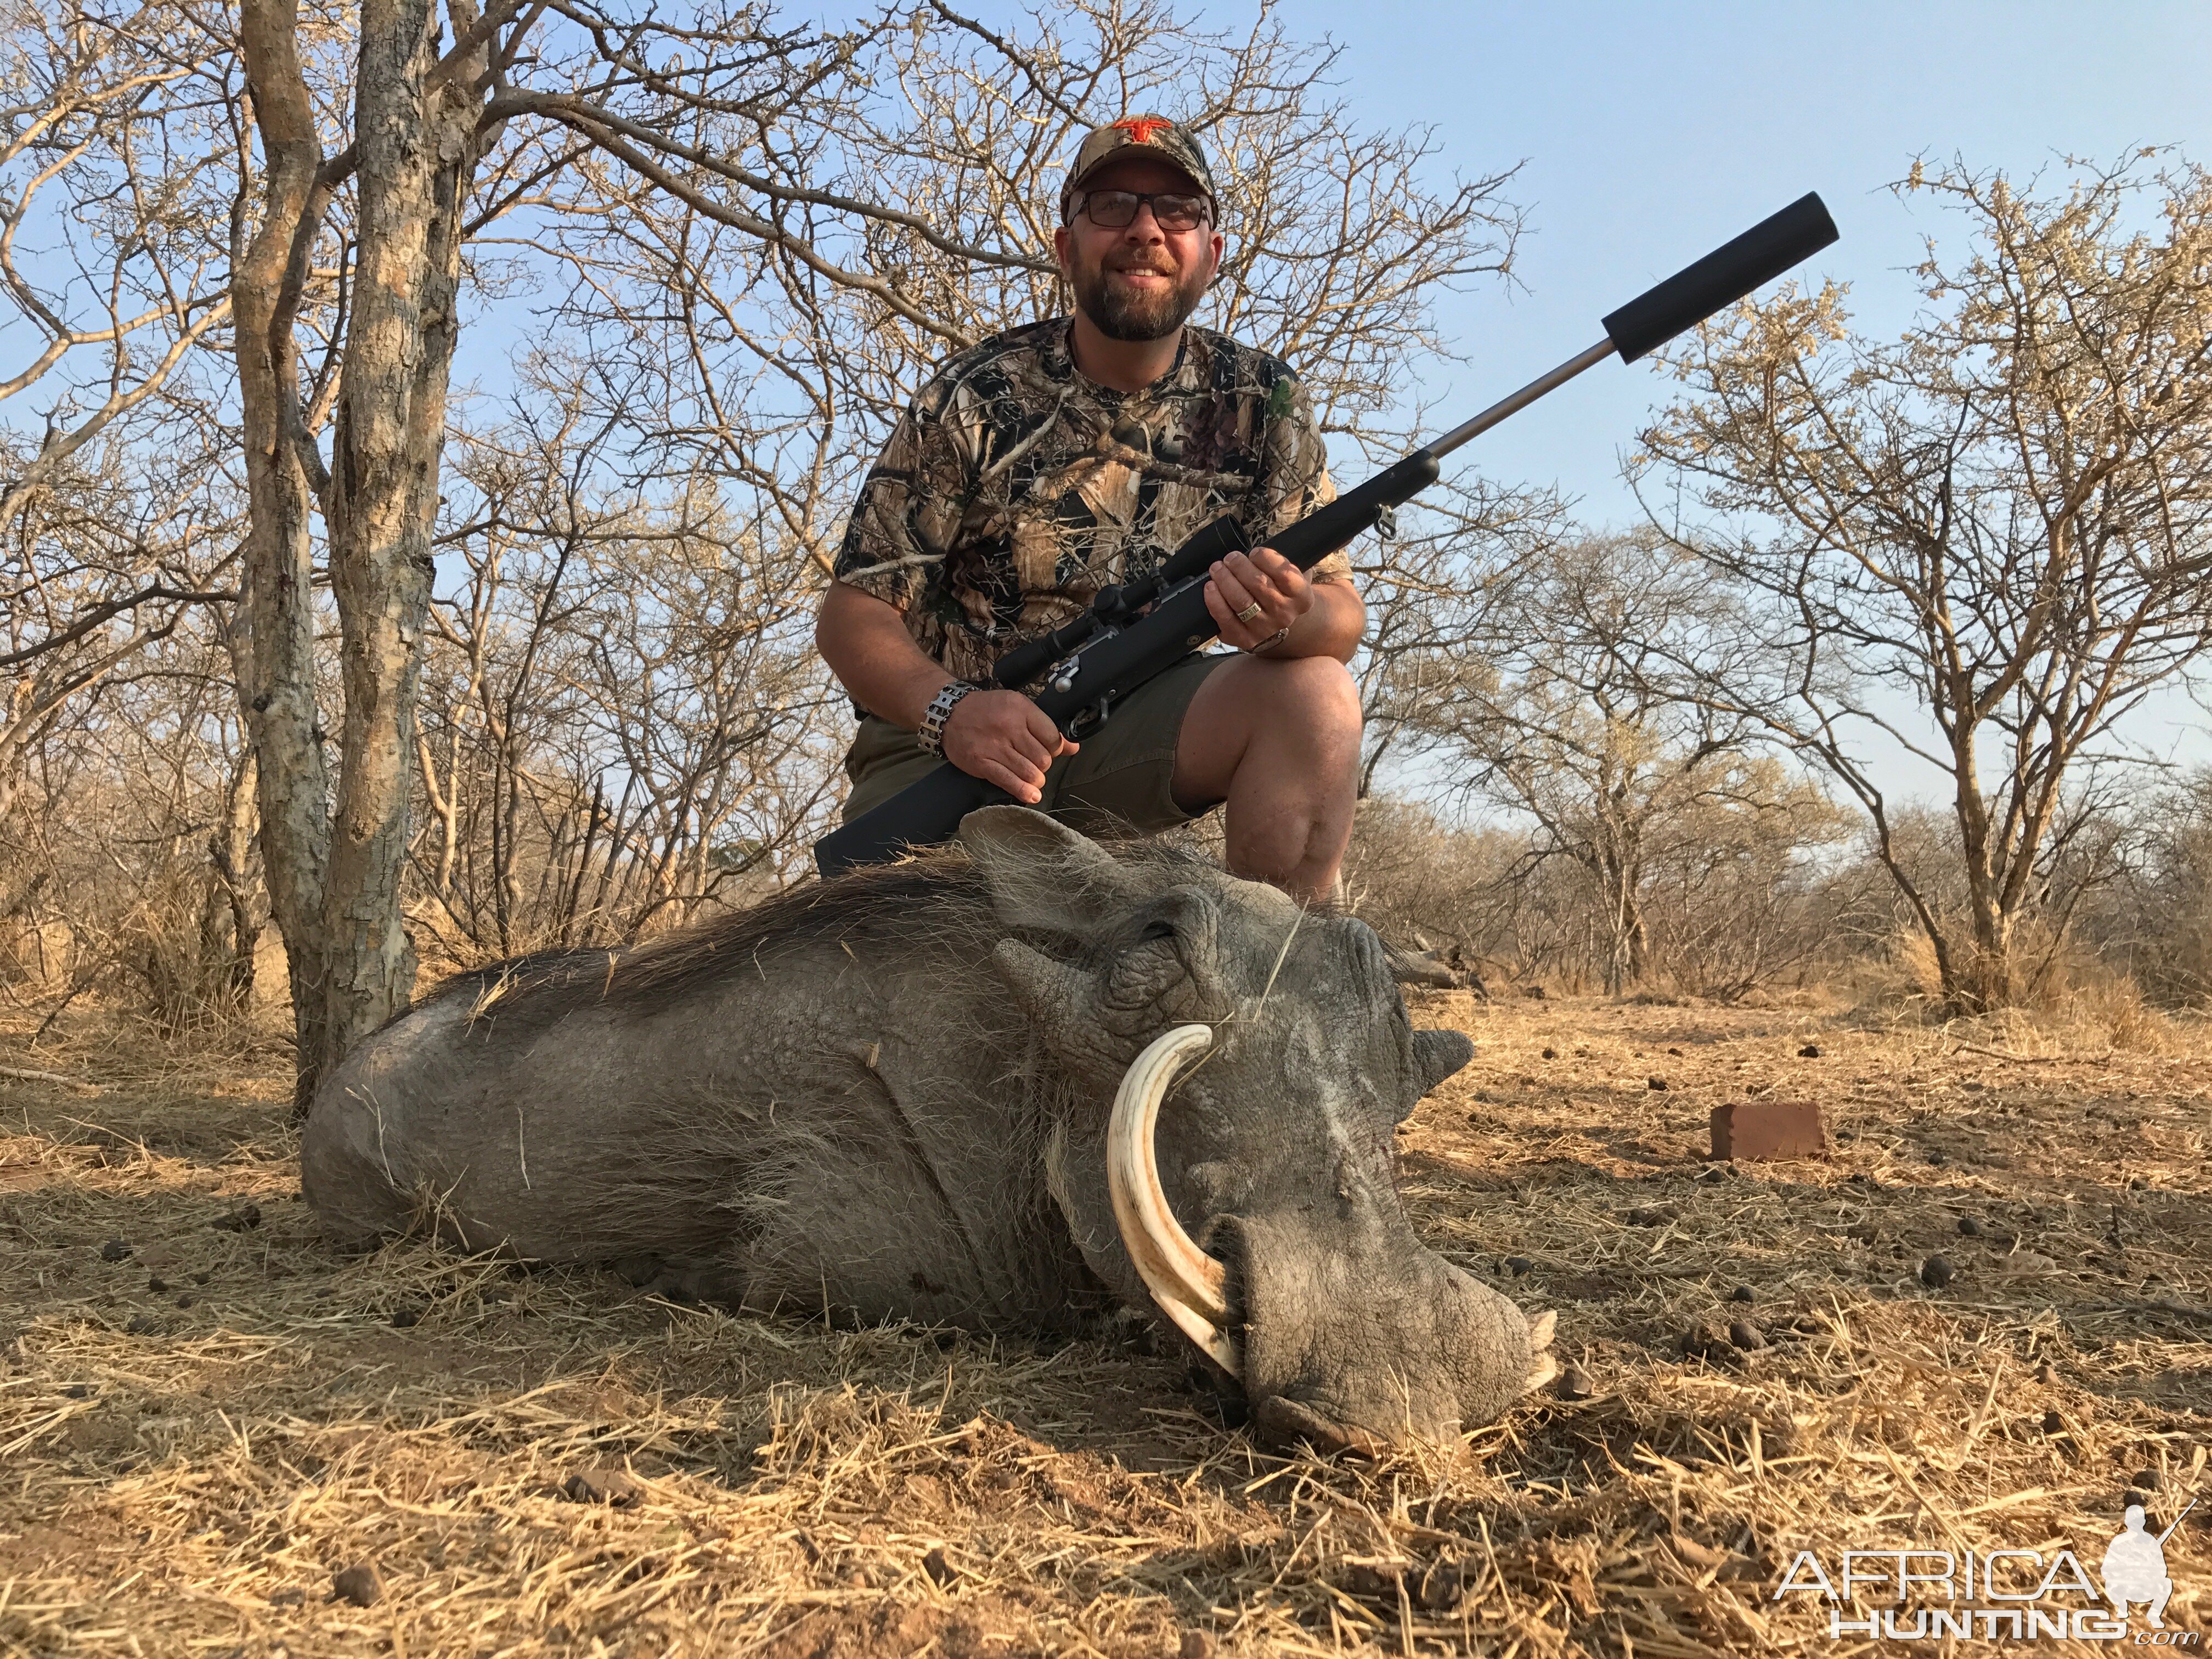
[{"xmin": 2, "ymin": 992, "xmax": 2205, "ymax": 1655}]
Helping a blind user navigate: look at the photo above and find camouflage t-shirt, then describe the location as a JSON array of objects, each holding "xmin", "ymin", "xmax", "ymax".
[{"xmin": 834, "ymin": 317, "xmax": 1351, "ymax": 687}]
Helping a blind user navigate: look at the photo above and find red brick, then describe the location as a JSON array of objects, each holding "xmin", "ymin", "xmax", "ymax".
[{"xmin": 1709, "ymin": 1100, "xmax": 1827, "ymax": 1161}]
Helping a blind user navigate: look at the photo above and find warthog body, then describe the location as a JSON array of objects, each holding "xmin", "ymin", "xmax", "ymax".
[{"xmin": 303, "ymin": 809, "xmax": 1549, "ymax": 1449}]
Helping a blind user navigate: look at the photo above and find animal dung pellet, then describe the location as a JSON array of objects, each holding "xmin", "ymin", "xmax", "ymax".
[
  {"xmin": 1502, "ymin": 1256, "xmax": 1533, "ymax": 1277},
  {"xmin": 1919, "ymin": 1254, "xmax": 1955, "ymax": 1288},
  {"xmin": 2132, "ymin": 1468, "xmax": 2162, "ymax": 1491},
  {"xmin": 211, "ymin": 1203, "xmax": 262, "ymax": 1232},
  {"xmin": 1414, "ymin": 1561, "xmax": 1465, "ymax": 1611},
  {"xmin": 99, "ymin": 1239, "xmax": 133, "ymax": 1261},
  {"xmin": 1645, "ymin": 1075, "xmax": 1668, "ymax": 1091},
  {"xmin": 1728, "ymin": 1284, "xmax": 1755, "ymax": 1303},
  {"xmin": 1708, "ymin": 1099, "xmax": 1827, "ymax": 1160},
  {"xmin": 559, "ymin": 1468, "xmax": 642, "ymax": 1507},
  {"xmin": 1678, "ymin": 1321, "xmax": 1729, "ymax": 1359},
  {"xmin": 1957, "ymin": 1214, "xmax": 1984, "ymax": 1235},
  {"xmin": 2041, "ymin": 1409, "xmax": 2066, "ymax": 1436},
  {"xmin": 1180, "ymin": 1633, "xmax": 1215, "ymax": 1659},
  {"xmin": 1541, "ymin": 1047, "xmax": 1556, "ymax": 1059},
  {"xmin": 1555, "ymin": 1364, "xmax": 1595, "ymax": 1400},
  {"xmin": 923, "ymin": 1545, "xmax": 956, "ymax": 1586},
  {"xmin": 1727, "ymin": 1319, "xmax": 1766, "ymax": 1351},
  {"xmin": 330, "ymin": 1563, "xmax": 382, "ymax": 1607},
  {"xmin": 1797, "ymin": 1043, "xmax": 1822, "ymax": 1057},
  {"xmin": 1343, "ymin": 1560, "xmax": 1405, "ymax": 1600}
]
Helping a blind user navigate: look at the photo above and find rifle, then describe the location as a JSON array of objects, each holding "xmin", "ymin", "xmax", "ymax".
[{"xmin": 814, "ymin": 191, "xmax": 1839, "ymax": 878}]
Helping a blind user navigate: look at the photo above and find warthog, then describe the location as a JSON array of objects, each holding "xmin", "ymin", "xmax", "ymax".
[{"xmin": 302, "ymin": 808, "xmax": 1555, "ymax": 1451}]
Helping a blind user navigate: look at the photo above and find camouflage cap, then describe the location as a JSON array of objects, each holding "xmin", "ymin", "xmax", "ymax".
[{"xmin": 1059, "ymin": 115, "xmax": 1216, "ymax": 223}]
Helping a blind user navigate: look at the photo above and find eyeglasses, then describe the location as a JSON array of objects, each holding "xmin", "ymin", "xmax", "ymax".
[{"xmin": 1074, "ymin": 189, "xmax": 1211, "ymax": 232}]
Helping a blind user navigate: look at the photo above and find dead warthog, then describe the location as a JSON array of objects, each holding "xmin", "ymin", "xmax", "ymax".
[{"xmin": 302, "ymin": 808, "xmax": 1556, "ymax": 1452}]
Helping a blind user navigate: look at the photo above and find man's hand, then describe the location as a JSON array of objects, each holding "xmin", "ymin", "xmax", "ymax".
[
  {"xmin": 941, "ymin": 689, "xmax": 1077, "ymax": 803},
  {"xmin": 1205, "ymin": 547, "xmax": 1313, "ymax": 650}
]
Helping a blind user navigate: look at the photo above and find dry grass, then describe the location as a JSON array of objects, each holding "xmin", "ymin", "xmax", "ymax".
[{"xmin": 2, "ymin": 992, "xmax": 2208, "ymax": 1656}]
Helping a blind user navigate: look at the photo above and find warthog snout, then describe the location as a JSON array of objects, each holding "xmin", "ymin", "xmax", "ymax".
[{"xmin": 1105, "ymin": 1022, "xmax": 1555, "ymax": 1454}]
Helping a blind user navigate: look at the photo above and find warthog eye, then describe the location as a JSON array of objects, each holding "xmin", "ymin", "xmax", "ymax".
[{"xmin": 1137, "ymin": 919, "xmax": 1176, "ymax": 943}]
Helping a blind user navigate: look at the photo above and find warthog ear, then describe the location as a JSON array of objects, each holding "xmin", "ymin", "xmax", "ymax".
[
  {"xmin": 959, "ymin": 806, "xmax": 1138, "ymax": 936},
  {"xmin": 1413, "ymin": 1029, "xmax": 1475, "ymax": 1096}
]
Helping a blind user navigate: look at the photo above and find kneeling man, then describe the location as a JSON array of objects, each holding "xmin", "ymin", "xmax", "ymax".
[{"xmin": 817, "ymin": 115, "xmax": 1363, "ymax": 903}]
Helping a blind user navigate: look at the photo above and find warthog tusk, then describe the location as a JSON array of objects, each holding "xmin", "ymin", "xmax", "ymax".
[{"xmin": 1106, "ymin": 1023, "xmax": 1242, "ymax": 1378}]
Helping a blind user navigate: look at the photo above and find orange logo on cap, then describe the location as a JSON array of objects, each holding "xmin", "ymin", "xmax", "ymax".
[{"xmin": 1110, "ymin": 116, "xmax": 1172, "ymax": 144}]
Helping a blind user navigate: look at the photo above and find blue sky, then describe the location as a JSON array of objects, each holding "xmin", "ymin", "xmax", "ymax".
[
  {"xmin": 1250, "ymin": 1, "xmax": 2210, "ymax": 521},
  {"xmin": 1230, "ymin": 1, "xmax": 2212, "ymax": 796}
]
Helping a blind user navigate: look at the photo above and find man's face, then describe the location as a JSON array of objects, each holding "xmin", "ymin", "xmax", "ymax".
[{"xmin": 1054, "ymin": 154, "xmax": 1224, "ymax": 343}]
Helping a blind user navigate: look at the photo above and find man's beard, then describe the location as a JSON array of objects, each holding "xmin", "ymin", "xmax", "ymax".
[{"xmin": 1070, "ymin": 252, "xmax": 1209, "ymax": 342}]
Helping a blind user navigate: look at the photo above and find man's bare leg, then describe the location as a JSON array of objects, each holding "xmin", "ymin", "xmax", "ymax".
[{"xmin": 1172, "ymin": 653, "xmax": 1362, "ymax": 904}]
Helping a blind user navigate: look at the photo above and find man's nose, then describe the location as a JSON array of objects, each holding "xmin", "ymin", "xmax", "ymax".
[{"xmin": 1120, "ymin": 204, "xmax": 1168, "ymax": 241}]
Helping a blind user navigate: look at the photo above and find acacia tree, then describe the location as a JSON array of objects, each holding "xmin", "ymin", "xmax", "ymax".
[
  {"xmin": 218, "ymin": 0, "xmax": 1520, "ymax": 1097},
  {"xmin": 1641, "ymin": 155, "xmax": 2212, "ymax": 1013},
  {"xmin": 0, "ymin": 0, "xmax": 240, "ymax": 826}
]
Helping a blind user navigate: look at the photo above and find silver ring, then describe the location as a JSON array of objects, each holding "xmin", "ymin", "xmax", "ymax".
[{"xmin": 1234, "ymin": 602, "xmax": 1263, "ymax": 623}]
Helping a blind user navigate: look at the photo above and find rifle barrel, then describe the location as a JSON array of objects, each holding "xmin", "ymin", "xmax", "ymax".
[
  {"xmin": 1426, "ymin": 337, "xmax": 1616, "ymax": 461},
  {"xmin": 2157, "ymin": 1496, "xmax": 2197, "ymax": 1545}
]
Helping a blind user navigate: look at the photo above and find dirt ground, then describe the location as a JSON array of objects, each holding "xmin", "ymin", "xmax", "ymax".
[{"xmin": 2, "ymin": 991, "xmax": 2207, "ymax": 1656}]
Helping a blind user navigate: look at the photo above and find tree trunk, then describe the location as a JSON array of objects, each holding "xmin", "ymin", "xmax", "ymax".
[
  {"xmin": 233, "ymin": 0, "xmax": 335, "ymax": 1109},
  {"xmin": 210, "ymin": 749, "xmax": 264, "ymax": 1009},
  {"xmin": 1949, "ymin": 727, "xmax": 2017, "ymax": 1014},
  {"xmin": 318, "ymin": 0, "xmax": 483, "ymax": 1073},
  {"xmin": 1596, "ymin": 867, "xmax": 1650, "ymax": 997}
]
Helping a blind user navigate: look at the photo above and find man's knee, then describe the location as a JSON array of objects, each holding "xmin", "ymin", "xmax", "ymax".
[{"xmin": 1265, "ymin": 654, "xmax": 1362, "ymax": 743}]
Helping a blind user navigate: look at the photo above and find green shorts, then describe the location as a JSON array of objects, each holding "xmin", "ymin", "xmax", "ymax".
[{"xmin": 839, "ymin": 652, "xmax": 1229, "ymax": 834}]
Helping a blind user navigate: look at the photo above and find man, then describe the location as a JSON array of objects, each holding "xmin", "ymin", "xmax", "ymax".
[
  {"xmin": 2102, "ymin": 1504, "xmax": 2175, "ymax": 1628},
  {"xmin": 817, "ymin": 115, "xmax": 1364, "ymax": 903}
]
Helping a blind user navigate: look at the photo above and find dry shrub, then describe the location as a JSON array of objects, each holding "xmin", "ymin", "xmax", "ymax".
[
  {"xmin": 1339, "ymin": 799, "xmax": 1519, "ymax": 958},
  {"xmin": 1343, "ymin": 797, "xmax": 1857, "ymax": 1001},
  {"xmin": 1848, "ymin": 917, "xmax": 2187, "ymax": 1054}
]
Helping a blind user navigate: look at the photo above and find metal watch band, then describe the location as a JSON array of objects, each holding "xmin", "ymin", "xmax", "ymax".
[{"xmin": 916, "ymin": 679, "xmax": 979, "ymax": 758}]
